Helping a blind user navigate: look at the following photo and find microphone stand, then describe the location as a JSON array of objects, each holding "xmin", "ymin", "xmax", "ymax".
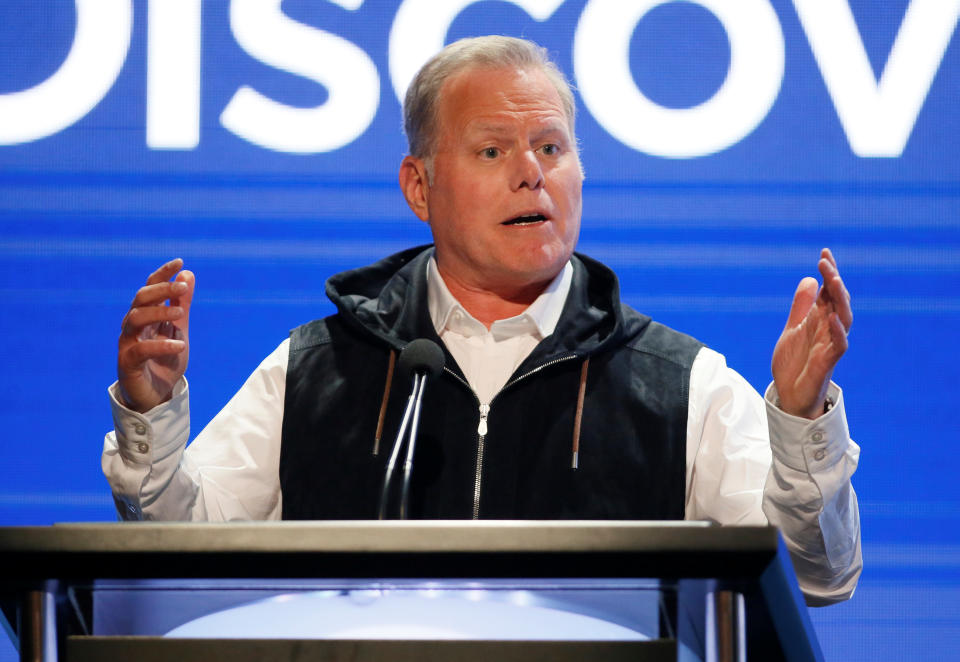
[
  {"xmin": 377, "ymin": 338, "xmax": 445, "ymax": 520},
  {"xmin": 400, "ymin": 370, "xmax": 429, "ymax": 519},
  {"xmin": 377, "ymin": 371, "xmax": 426, "ymax": 520}
]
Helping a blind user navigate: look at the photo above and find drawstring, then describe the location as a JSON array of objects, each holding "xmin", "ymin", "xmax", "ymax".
[
  {"xmin": 571, "ymin": 357, "xmax": 590, "ymax": 469},
  {"xmin": 376, "ymin": 349, "xmax": 588, "ymax": 465},
  {"xmin": 373, "ymin": 349, "xmax": 397, "ymax": 455}
]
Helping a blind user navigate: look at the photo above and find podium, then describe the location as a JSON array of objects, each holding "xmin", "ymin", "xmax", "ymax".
[{"xmin": 0, "ymin": 521, "xmax": 822, "ymax": 662}]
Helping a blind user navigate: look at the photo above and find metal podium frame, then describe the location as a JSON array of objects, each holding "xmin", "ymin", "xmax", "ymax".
[{"xmin": 0, "ymin": 521, "xmax": 823, "ymax": 662}]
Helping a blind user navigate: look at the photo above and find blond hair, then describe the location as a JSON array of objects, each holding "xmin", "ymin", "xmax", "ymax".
[{"xmin": 403, "ymin": 35, "xmax": 577, "ymax": 160}]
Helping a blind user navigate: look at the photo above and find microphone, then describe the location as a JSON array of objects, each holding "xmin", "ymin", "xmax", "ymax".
[
  {"xmin": 378, "ymin": 339, "xmax": 445, "ymax": 519},
  {"xmin": 397, "ymin": 338, "xmax": 446, "ymax": 381}
]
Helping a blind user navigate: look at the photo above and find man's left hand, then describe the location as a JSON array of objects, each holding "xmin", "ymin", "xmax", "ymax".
[{"xmin": 772, "ymin": 248, "xmax": 853, "ymax": 419}]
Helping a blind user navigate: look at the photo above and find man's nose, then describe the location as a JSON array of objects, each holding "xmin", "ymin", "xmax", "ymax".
[{"xmin": 510, "ymin": 149, "xmax": 544, "ymax": 191}]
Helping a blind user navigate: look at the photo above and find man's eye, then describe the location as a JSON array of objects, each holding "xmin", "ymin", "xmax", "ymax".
[
  {"xmin": 540, "ymin": 144, "xmax": 559, "ymax": 156},
  {"xmin": 481, "ymin": 147, "xmax": 499, "ymax": 159}
]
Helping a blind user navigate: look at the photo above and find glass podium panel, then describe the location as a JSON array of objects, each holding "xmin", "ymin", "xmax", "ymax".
[
  {"xmin": 69, "ymin": 577, "xmax": 694, "ymax": 662},
  {"xmin": 87, "ymin": 578, "xmax": 668, "ymax": 640}
]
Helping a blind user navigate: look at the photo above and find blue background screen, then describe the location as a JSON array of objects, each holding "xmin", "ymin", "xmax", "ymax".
[{"xmin": 1, "ymin": 1, "xmax": 958, "ymax": 658}]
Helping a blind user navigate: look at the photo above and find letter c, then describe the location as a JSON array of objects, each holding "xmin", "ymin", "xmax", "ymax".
[
  {"xmin": 574, "ymin": 0, "xmax": 785, "ymax": 158},
  {"xmin": 0, "ymin": 0, "xmax": 132, "ymax": 145}
]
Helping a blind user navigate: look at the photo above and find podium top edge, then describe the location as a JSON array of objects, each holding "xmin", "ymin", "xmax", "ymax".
[{"xmin": 0, "ymin": 521, "xmax": 778, "ymax": 555}]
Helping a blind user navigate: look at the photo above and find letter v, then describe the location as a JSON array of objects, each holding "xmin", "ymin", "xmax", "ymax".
[{"xmin": 794, "ymin": 0, "xmax": 960, "ymax": 157}]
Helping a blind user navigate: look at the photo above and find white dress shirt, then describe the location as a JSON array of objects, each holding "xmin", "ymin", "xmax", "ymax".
[
  {"xmin": 103, "ymin": 259, "xmax": 861, "ymax": 605},
  {"xmin": 428, "ymin": 257, "xmax": 572, "ymax": 406}
]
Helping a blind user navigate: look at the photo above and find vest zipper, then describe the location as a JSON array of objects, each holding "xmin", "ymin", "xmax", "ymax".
[
  {"xmin": 444, "ymin": 354, "xmax": 579, "ymax": 519},
  {"xmin": 504, "ymin": 354, "xmax": 579, "ymax": 390},
  {"xmin": 442, "ymin": 368, "xmax": 484, "ymax": 517},
  {"xmin": 474, "ymin": 403, "xmax": 490, "ymax": 519}
]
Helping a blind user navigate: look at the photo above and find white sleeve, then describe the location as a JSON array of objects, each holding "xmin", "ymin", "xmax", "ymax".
[
  {"xmin": 102, "ymin": 339, "xmax": 289, "ymax": 521},
  {"xmin": 684, "ymin": 346, "xmax": 862, "ymax": 605}
]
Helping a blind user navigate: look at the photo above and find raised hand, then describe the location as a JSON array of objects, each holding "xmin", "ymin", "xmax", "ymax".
[
  {"xmin": 117, "ymin": 259, "xmax": 195, "ymax": 413},
  {"xmin": 771, "ymin": 248, "xmax": 852, "ymax": 419}
]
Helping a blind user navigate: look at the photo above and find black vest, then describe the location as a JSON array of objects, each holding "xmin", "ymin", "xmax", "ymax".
[{"xmin": 279, "ymin": 249, "xmax": 702, "ymax": 521}]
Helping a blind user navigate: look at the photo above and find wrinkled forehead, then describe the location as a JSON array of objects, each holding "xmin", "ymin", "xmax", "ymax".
[{"xmin": 435, "ymin": 65, "xmax": 575, "ymax": 139}]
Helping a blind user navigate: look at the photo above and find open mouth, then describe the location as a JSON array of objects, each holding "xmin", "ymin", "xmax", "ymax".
[{"xmin": 502, "ymin": 214, "xmax": 547, "ymax": 226}]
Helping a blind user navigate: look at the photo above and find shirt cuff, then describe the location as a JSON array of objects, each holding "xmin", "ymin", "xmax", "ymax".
[
  {"xmin": 763, "ymin": 382, "xmax": 848, "ymax": 474},
  {"xmin": 108, "ymin": 378, "xmax": 190, "ymax": 466}
]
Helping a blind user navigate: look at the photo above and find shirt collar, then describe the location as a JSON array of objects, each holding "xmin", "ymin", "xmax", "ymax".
[{"xmin": 426, "ymin": 256, "xmax": 573, "ymax": 340}]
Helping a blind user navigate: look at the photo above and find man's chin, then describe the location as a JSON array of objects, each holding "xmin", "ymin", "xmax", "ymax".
[{"xmin": 496, "ymin": 256, "xmax": 569, "ymax": 290}]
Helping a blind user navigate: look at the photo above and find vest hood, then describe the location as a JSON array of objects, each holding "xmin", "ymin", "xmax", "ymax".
[{"xmin": 323, "ymin": 245, "xmax": 651, "ymax": 365}]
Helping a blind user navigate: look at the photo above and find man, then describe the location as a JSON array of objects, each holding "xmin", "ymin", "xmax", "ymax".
[{"xmin": 104, "ymin": 36, "xmax": 860, "ymax": 605}]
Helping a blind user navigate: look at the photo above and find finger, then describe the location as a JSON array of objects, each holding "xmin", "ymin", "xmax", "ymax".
[
  {"xmin": 145, "ymin": 258, "xmax": 184, "ymax": 287},
  {"xmin": 817, "ymin": 253, "xmax": 841, "ymax": 284},
  {"xmin": 785, "ymin": 277, "xmax": 818, "ymax": 330},
  {"xmin": 820, "ymin": 247, "xmax": 838, "ymax": 271},
  {"xmin": 827, "ymin": 312, "xmax": 849, "ymax": 360},
  {"xmin": 817, "ymin": 257, "xmax": 853, "ymax": 331},
  {"xmin": 170, "ymin": 270, "xmax": 195, "ymax": 313},
  {"xmin": 818, "ymin": 250, "xmax": 849, "ymax": 304},
  {"xmin": 816, "ymin": 257, "xmax": 835, "ymax": 308},
  {"xmin": 827, "ymin": 273, "xmax": 853, "ymax": 332},
  {"xmin": 130, "ymin": 280, "xmax": 190, "ymax": 309},
  {"xmin": 121, "ymin": 305, "xmax": 185, "ymax": 336},
  {"xmin": 120, "ymin": 338, "xmax": 187, "ymax": 368}
]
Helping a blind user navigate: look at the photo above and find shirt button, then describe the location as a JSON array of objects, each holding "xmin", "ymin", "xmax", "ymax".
[
  {"xmin": 811, "ymin": 431, "xmax": 823, "ymax": 442},
  {"xmin": 813, "ymin": 449, "xmax": 826, "ymax": 461},
  {"xmin": 134, "ymin": 423, "xmax": 146, "ymax": 436},
  {"xmin": 137, "ymin": 442, "xmax": 149, "ymax": 454}
]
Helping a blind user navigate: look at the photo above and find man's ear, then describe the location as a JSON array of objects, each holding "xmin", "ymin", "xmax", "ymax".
[{"xmin": 399, "ymin": 155, "xmax": 431, "ymax": 222}]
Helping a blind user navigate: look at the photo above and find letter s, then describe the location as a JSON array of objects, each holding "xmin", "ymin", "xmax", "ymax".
[
  {"xmin": 0, "ymin": 0, "xmax": 132, "ymax": 145},
  {"xmin": 221, "ymin": 0, "xmax": 379, "ymax": 153}
]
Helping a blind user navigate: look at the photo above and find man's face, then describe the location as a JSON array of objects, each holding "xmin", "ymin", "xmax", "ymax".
[{"xmin": 404, "ymin": 65, "xmax": 583, "ymax": 295}]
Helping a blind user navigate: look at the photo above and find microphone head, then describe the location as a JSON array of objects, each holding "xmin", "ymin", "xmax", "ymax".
[{"xmin": 398, "ymin": 339, "xmax": 446, "ymax": 379}]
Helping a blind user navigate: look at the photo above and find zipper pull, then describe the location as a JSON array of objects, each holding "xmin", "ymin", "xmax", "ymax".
[{"xmin": 477, "ymin": 403, "xmax": 490, "ymax": 436}]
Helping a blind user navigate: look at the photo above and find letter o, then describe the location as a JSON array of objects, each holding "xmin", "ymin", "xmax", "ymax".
[{"xmin": 573, "ymin": 0, "xmax": 785, "ymax": 158}]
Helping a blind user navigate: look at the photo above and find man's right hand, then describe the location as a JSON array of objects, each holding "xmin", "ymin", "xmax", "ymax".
[{"xmin": 117, "ymin": 259, "xmax": 195, "ymax": 413}]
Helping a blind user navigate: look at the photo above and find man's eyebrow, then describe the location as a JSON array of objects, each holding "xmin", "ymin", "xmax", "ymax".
[
  {"xmin": 465, "ymin": 121, "xmax": 571, "ymax": 141},
  {"xmin": 531, "ymin": 123, "xmax": 570, "ymax": 142},
  {"xmin": 466, "ymin": 123, "xmax": 514, "ymax": 137}
]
